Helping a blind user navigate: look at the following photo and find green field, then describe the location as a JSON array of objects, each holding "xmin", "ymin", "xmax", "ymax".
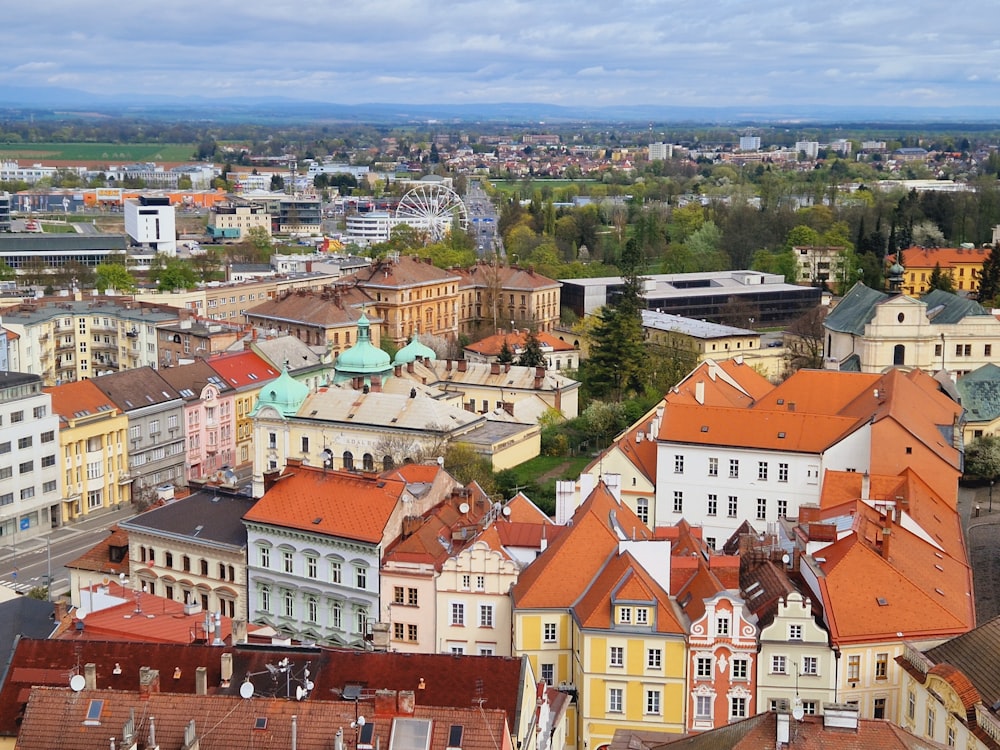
[{"xmin": 0, "ymin": 143, "xmax": 198, "ymax": 163}]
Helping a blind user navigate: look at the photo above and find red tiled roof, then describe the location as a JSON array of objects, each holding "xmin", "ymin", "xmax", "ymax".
[
  {"xmin": 64, "ymin": 525, "xmax": 129, "ymax": 576},
  {"xmin": 205, "ymin": 350, "xmax": 279, "ymax": 390},
  {"xmin": 245, "ymin": 465, "xmax": 406, "ymax": 544},
  {"xmin": 46, "ymin": 380, "xmax": 120, "ymax": 424},
  {"xmin": 465, "ymin": 330, "xmax": 575, "ymax": 356}
]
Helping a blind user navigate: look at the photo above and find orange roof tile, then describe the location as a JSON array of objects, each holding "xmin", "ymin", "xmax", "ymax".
[
  {"xmin": 46, "ymin": 379, "xmax": 120, "ymax": 424},
  {"xmin": 205, "ymin": 350, "xmax": 279, "ymax": 390},
  {"xmin": 244, "ymin": 465, "xmax": 406, "ymax": 544},
  {"xmin": 503, "ymin": 492, "xmax": 553, "ymax": 524},
  {"xmin": 466, "ymin": 330, "xmax": 575, "ymax": 356},
  {"xmin": 667, "ymin": 358, "xmax": 772, "ymax": 408}
]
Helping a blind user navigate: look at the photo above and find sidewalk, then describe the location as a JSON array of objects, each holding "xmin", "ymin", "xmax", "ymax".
[
  {"xmin": 958, "ymin": 484, "xmax": 1000, "ymax": 624},
  {"xmin": 0, "ymin": 503, "xmax": 136, "ymax": 560}
]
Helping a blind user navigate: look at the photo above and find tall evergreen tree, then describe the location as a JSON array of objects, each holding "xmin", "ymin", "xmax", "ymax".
[
  {"xmin": 517, "ymin": 329, "xmax": 547, "ymax": 368},
  {"xmin": 978, "ymin": 245, "xmax": 1000, "ymax": 306},
  {"xmin": 497, "ymin": 340, "xmax": 515, "ymax": 365},
  {"xmin": 926, "ymin": 262, "xmax": 955, "ymax": 294}
]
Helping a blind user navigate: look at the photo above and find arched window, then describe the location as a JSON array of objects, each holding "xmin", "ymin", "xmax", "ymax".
[
  {"xmin": 636, "ymin": 498, "xmax": 650, "ymax": 524},
  {"xmin": 343, "ymin": 451, "xmax": 354, "ymax": 470},
  {"xmin": 383, "ymin": 455, "xmax": 394, "ymax": 471},
  {"xmin": 363, "ymin": 453, "xmax": 374, "ymax": 471},
  {"xmin": 259, "ymin": 585, "xmax": 271, "ymax": 613},
  {"xmin": 893, "ymin": 344, "xmax": 905, "ymax": 366}
]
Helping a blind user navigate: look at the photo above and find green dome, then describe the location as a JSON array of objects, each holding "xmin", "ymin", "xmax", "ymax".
[
  {"xmin": 335, "ymin": 313, "xmax": 392, "ymax": 376},
  {"xmin": 394, "ymin": 335, "xmax": 437, "ymax": 365},
  {"xmin": 255, "ymin": 366, "xmax": 309, "ymax": 417}
]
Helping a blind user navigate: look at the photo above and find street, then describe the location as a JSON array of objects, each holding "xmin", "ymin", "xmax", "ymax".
[{"xmin": 0, "ymin": 504, "xmax": 136, "ymax": 598}]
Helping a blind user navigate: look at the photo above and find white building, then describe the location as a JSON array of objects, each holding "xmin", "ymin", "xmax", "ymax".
[
  {"xmin": 124, "ymin": 196, "xmax": 177, "ymax": 256},
  {"xmin": 648, "ymin": 142, "xmax": 673, "ymax": 161},
  {"xmin": 0, "ymin": 372, "xmax": 61, "ymax": 544},
  {"xmin": 795, "ymin": 142, "xmax": 820, "ymax": 160},
  {"xmin": 739, "ymin": 135, "xmax": 761, "ymax": 152}
]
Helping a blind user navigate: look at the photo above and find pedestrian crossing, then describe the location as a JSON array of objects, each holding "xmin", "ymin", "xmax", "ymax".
[{"xmin": 1, "ymin": 578, "xmax": 33, "ymax": 595}]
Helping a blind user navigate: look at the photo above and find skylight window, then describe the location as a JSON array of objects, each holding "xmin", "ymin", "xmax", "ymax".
[
  {"xmin": 254, "ymin": 717, "xmax": 268, "ymax": 730},
  {"xmin": 447, "ymin": 725, "xmax": 464, "ymax": 750},
  {"xmin": 389, "ymin": 718, "xmax": 433, "ymax": 750},
  {"xmin": 84, "ymin": 699, "xmax": 104, "ymax": 725},
  {"xmin": 876, "ymin": 597, "xmax": 888, "ymax": 606}
]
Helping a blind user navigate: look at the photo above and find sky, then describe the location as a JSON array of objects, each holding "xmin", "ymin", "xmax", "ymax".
[{"xmin": 4, "ymin": 0, "xmax": 1000, "ymax": 111}]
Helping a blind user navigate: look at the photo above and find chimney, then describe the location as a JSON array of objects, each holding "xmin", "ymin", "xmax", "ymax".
[
  {"xmin": 535, "ymin": 365, "xmax": 545, "ymax": 378},
  {"xmin": 139, "ymin": 667, "xmax": 161, "ymax": 700},
  {"xmin": 394, "ymin": 364, "xmax": 402, "ymax": 377},
  {"xmin": 398, "ymin": 690, "xmax": 415, "ymax": 715},
  {"xmin": 446, "ymin": 359, "xmax": 453, "ymax": 371},
  {"xmin": 776, "ymin": 711, "xmax": 790, "ymax": 745},
  {"xmin": 232, "ymin": 618, "xmax": 248, "ymax": 645},
  {"xmin": 695, "ymin": 380, "xmax": 705, "ymax": 405},
  {"xmin": 861, "ymin": 472, "xmax": 870, "ymax": 500},
  {"xmin": 457, "ymin": 359, "xmax": 467, "ymax": 372},
  {"xmin": 407, "ymin": 361, "xmax": 414, "ymax": 374},
  {"xmin": 490, "ymin": 362, "xmax": 500, "ymax": 375},
  {"xmin": 502, "ymin": 401, "xmax": 514, "ymax": 416},
  {"xmin": 53, "ymin": 599, "xmax": 68, "ymax": 622},
  {"xmin": 221, "ymin": 653, "xmax": 233, "ymax": 686},
  {"xmin": 881, "ymin": 527, "xmax": 891, "ymax": 559},
  {"xmin": 195, "ymin": 667, "xmax": 208, "ymax": 695},
  {"xmin": 533, "ymin": 375, "xmax": 542, "ymax": 389},
  {"xmin": 84, "ymin": 662, "xmax": 97, "ymax": 690},
  {"xmin": 370, "ymin": 375, "xmax": 382, "ymax": 393},
  {"xmin": 504, "ymin": 362, "xmax": 510, "ymax": 373},
  {"xmin": 823, "ymin": 702, "xmax": 860, "ymax": 731},
  {"xmin": 798, "ymin": 504, "xmax": 821, "ymax": 524},
  {"xmin": 375, "ymin": 689, "xmax": 398, "ymax": 716}
]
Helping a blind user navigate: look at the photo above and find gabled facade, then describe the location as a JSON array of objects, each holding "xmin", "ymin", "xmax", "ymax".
[
  {"xmin": 205, "ymin": 350, "xmax": 280, "ymax": 466},
  {"xmin": 891, "ymin": 245, "xmax": 991, "ymax": 296}
]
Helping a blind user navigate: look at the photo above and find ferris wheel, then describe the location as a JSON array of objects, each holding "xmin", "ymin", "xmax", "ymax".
[{"xmin": 395, "ymin": 183, "xmax": 469, "ymax": 242}]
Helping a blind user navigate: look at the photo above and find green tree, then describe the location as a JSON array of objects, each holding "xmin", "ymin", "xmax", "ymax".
[
  {"xmin": 245, "ymin": 226, "xmax": 275, "ymax": 261},
  {"xmin": 964, "ymin": 435, "xmax": 1000, "ymax": 480},
  {"xmin": 153, "ymin": 257, "xmax": 198, "ymax": 291},
  {"xmin": 517, "ymin": 328, "xmax": 547, "ymax": 368},
  {"xmin": 443, "ymin": 442, "xmax": 498, "ymax": 496},
  {"xmin": 978, "ymin": 245, "xmax": 1000, "ymax": 305},
  {"xmin": 94, "ymin": 262, "xmax": 137, "ymax": 293},
  {"xmin": 926, "ymin": 262, "xmax": 955, "ymax": 294},
  {"xmin": 784, "ymin": 224, "xmax": 821, "ymax": 253},
  {"xmin": 497, "ymin": 340, "xmax": 515, "ymax": 365}
]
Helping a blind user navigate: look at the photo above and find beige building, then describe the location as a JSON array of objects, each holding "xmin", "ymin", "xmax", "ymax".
[
  {"xmin": 206, "ymin": 198, "xmax": 271, "ymax": 241},
  {"xmin": 454, "ymin": 263, "xmax": 562, "ymax": 336},
  {"xmin": 793, "ymin": 245, "xmax": 846, "ymax": 286}
]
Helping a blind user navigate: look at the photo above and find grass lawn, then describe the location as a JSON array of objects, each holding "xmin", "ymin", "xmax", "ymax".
[
  {"xmin": 39, "ymin": 223, "xmax": 77, "ymax": 233},
  {"xmin": 504, "ymin": 454, "xmax": 592, "ymax": 514},
  {"xmin": 0, "ymin": 143, "xmax": 197, "ymax": 163}
]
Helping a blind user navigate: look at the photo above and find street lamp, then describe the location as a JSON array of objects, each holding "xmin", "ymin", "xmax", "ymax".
[{"xmin": 991, "ymin": 480, "xmax": 994, "ymax": 513}]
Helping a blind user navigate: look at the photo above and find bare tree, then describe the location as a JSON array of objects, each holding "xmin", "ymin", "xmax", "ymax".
[{"xmin": 784, "ymin": 306, "xmax": 828, "ymax": 373}]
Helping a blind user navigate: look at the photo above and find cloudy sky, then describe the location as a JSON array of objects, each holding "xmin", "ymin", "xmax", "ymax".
[{"xmin": 4, "ymin": 0, "xmax": 999, "ymax": 110}]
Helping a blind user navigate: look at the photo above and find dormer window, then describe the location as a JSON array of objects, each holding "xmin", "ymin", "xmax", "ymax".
[{"xmin": 618, "ymin": 606, "xmax": 632, "ymax": 624}]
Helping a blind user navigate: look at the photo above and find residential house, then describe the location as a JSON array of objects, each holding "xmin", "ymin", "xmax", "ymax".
[
  {"xmin": 454, "ymin": 262, "xmax": 562, "ymax": 336},
  {"xmin": 158, "ymin": 360, "xmax": 237, "ymax": 483},
  {"xmin": 121, "ymin": 485, "xmax": 254, "ymax": 619},
  {"xmin": 204, "ymin": 350, "xmax": 280, "ymax": 466},
  {"xmin": 823, "ymin": 282, "xmax": 1000, "ymax": 375},
  {"xmin": 793, "ymin": 245, "xmax": 847, "ymax": 286},
  {"xmin": 956, "ymin": 363, "xmax": 1000, "ymax": 443},
  {"xmin": 464, "ymin": 329, "xmax": 579, "ymax": 371},
  {"xmin": 0, "ymin": 372, "xmax": 60, "ymax": 542},
  {"xmin": 91, "ymin": 367, "xmax": 186, "ymax": 498},
  {"xmin": 63, "ymin": 524, "xmax": 130, "ymax": 609},
  {"xmin": 897, "ymin": 615, "xmax": 1000, "ymax": 749},
  {"xmin": 512, "ymin": 481, "xmax": 688, "ymax": 750},
  {"xmin": 890, "ymin": 246, "xmax": 991, "ymax": 296},
  {"xmin": 242, "ymin": 461, "xmax": 454, "ymax": 647},
  {"xmin": 156, "ymin": 314, "xmax": 246, "ymax": 367},
  {"xmin": 47, "ymin": 379, "xmax": 130, "ymax": 526}
]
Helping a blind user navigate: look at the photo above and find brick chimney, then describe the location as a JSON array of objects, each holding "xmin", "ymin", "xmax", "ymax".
[
  {"xmin": 457, "ymin": 359, "xmax": 467, "ymax": 372},
  {"xmin": 84, "ymin": 662, "xmax": 97, "ymax": 690},
  {"xmin": 139, "ymin": 667, "xmax": 161, "ymax": 700},
  {"xmin": 881, "ymin": 527, "xmax": 891, "ymax": 559},
  {"xmin": 446, "ymin": 359, "xmax": 453, "ymax": 371},
  {"xmin": 53, "ymin": 599, "xmax": 68, "ymax": 622},
  {"xmin": 490, "ymin": 362, "xmax": 500, "ymax": 375},
  {"xmin": 221, "ymin": 652, "xmax": 233, "ymax": 686},
  {"xmin": 394, "ymin": 364, "xmax": 402, "ymax": 377},
  {"xmin": 195, "ymin": 666, "xmax": 208, "ymax": 696},
  {"xmin": 407, "ymin": 361, "xmax": 415, "ymax": 374},
  {"xmin": 375, "ymin": 689, "xmax": 398, "ymax": 716},
  {"xmin": 397, "ymin": 690, "xmax": 415, "ymax": 715},
  {"xmin": 798, "ymin": 504, "xmax": 821, "ymax": 524}
]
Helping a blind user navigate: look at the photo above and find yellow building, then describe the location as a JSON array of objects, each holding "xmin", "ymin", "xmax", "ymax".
[
  {"xmin": 205, "ymin": 351, "xmax": 280, "ymax": 467},
  {"xmin": 339, "ymin": 255, "xmax": 462, "ymax": 346},
  {"xmin": 47, "ymin": 379, "xmax": 131, "ymax": 524},
  {"xmin": 893, "ymin": 245, "xmax": 990, "ymax": 296},
  {"xmin": 454, "ymin": 262, "xmax": 562, "ymax": 336},
  {"xmin": 512, "ymin": 482, "xmax": 688, "ymax": 750}
]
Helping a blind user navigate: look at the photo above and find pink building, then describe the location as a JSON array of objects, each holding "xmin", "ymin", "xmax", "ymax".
[{"xmin": 159, "ymin": 361, "xmax": 237, "ymax": 482}]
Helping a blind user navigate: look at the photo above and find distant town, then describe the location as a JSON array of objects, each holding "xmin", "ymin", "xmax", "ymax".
[{"xmin": 2, "ymin": 115, "xmax": 1000, "ymax": 750}]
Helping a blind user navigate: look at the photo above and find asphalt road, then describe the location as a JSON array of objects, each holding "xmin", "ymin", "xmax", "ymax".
[{"xmin": 0, "ymin": 504, "xmax": 136, "ymax": 598}]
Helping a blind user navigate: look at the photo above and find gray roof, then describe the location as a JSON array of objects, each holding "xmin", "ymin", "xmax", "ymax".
[
  {"xmin": 457, "ymin": 419, "xmax": 536, "ymax": 447},
  {"xmin": 91, "ymin": 366, "xmax": 182, "ymax": 412},
  {"xmin": 823, "ymin": 282, "xmax": 889, "ymax": 334},
  {"xmin": 641, "ymin": 310, "xmax": 757, "ymax": 339},
  {"xmin": 0, "ymin": 599, "xmax": 58, "ymax": 657},
  {"xmin": 157, "ymin": 360, "xmax": 234, "ymax": 401},
  {"xmin": 921, "ymin": 288, "xmax": 991, "ymax": 323},
  {"xmin": 924, "ymin": 614, "xmax": 1000, "ymax": 708},
  {"xmin": 0, "ymin": 298, "xmax": 178, "ymax": 327},
  {"xmin": 956, "ymin": 363, "xmax": 1000, "ymax": 422},
  {"xmin": 296, "ymin": 387, "xmax": 483, "ymax": 434},
  {"xmin": 253, "ymin": 335, "xmax": 324, "ymax": 373},
  {"xmin": 119, "ymin": 488, "xmax": 254, "ymax": 550}
]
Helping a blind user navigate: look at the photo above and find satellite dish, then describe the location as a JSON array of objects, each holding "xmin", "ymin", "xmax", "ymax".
[
  {"xmin": 792, "ymin": 700, "xmax": 805, "ymax": 721},
  {"xmin": 352, "ymin": 716, "xmax": 366, "ymax": 729},
  {"xmin": 239, "ymin": 681, "xmax": 255, "ymax": 699},
  {"xmin": 502, "ymin": 506, "xmax": 512, "ymax": 517},
  {"xmin": 459, "ymin": 502, "xmax": 470, "ymax": 514},
  {"xmin": 76, "ymin": 608, "xmax": 88, "ymax": 620},
  {"xmin": 70, "ymin": 674, "xmax": 86, "ymax": 692},
  {"xmin": 781, "ymin": 553, "xmax": 790, "ymax": 565},
  {"xmin": 295, "ymin": 685, "xmax": 306, "ymax": 701},
  {"xmin": 305, "ymin": 679, "xmax": 315, "ymax": 691}
]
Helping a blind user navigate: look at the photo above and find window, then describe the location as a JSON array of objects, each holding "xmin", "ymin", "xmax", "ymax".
[
  {"xmin": 731, "ymin": 696, "xmax": 747, "ymax": 719},
  {"xmin": 355, "ymin": 566, "xmax": 366, "ymax": 589},
  {"xmin": 802, "ymin": 656, "xmax": 818, "ymax": 675},
  {"xmin": 479, "ymin": 604, "xmax": 494, "ymax": 628},
  {"xmin": 673, "ymin": 491, "xmax": 683, "ymax": 513},
  {"xmin": 408, "ymin": 587, "xmax": 418, "ymax": 606},
  {"xmin": 356, "ymin": 609, "xmax": 368, "ymax": 635},
  {"xmin": 461, "ymin": 574, "xmax": 471, "ymax": 589},
  {"xmin": 41, "ymin": 430, "xmax": 55, "ymax": 443},
  {"xmin": 636, "ymin": 497, "xmax": 649, "ymax": 524},
  {"xmin": 330, "ymin": 560, "xmax": 341, "ymax": 583},
  {"xmin": 21, "ymin": 487, "xmax": 34, "ymax": 500},
  {"xmin": 695, "ymin": 695, "xmax": 712, "ymax": 719},
  {"xmin": 0, "ymin": 442, "xmax": 9, "ymax": 454},
  {"xmin": 926, "ymin": 707, "xmax": 935, "ymax": 737},
  {"xmin": 647, "ymin": 648, "xmax": 662, "ymax": 669},
  {"xmin": 707, "ymin": 494, "xmax": 718, "ymax": 516},
  {"xmin": 609, "ymin": 646, "xmax": 624, "ymax": 667},
  {"xmin": 300, "ymin": 436, "xmax": 309, "ymax": 453},
  {"xmin": 33, "ymin": 405, "xmax": 46, "ymax": 419},
  {"xmin": 476, "ymin": 575, "xmax": 485, "ymax": 590},
  {"xmin": 306, "ymin": 555, "xmax": 317, "ymax": 579},
  {"xmin": 43, "ymin": 480, "xmax": 56, "ymax": 493},
  {"xmin": 987, "ymin": 344, "xmax": 994, "ymax": 357},
  {"xmin": 18, "ymin": 460, "xmax": 32, "ymax": 474},
  {"xmin": 802, "ymin": 700, "xmax": 817, "ymax": 715},
  {"xmin": 10, "ymin": 410, "xmax": 23, "ymax": 423},
  {"xmin": 541, "ymin": 663, "xmax": 554, "ymax": 686},
  {"xmin": 182, "ymin": 555, "xmax": 191, "ymax": 572},
  {"xmin": 283, "ymin": 550, "xmax": 293, "ymax": 574},
  {"xmin": 778, "ymin": 463, "xmax": 789, "ymax": 482},
  {"xmin": 874, "ymin": 697, "xmax": 886, "ymax": 719},
  {"xmin": 777, "ymin": 499, "xmax": 788, "ymax": 518},
  {"xmin": 646, "ymin": 690, "xmax": 661, "ymax": 715},
  {"xmin": 41, "ymin": 454, "xmax": 55, "ymax": 468},
  {"xmin": 789, "ymin": 624, "xmax": 802, "ymax": 640},
  {"xmin": 408, "ymin": 624, "xmax": 418, "ymax": 641},
  {"xmin": 848, "ymin": 655, "xmax": 860, "ymax": 682},
  {"xmin": 543, "ymin": 623, "xmax": 557, "ymax": 642},
  {"xmin": 451, "ymin": 602, "xmax": 465, "ymax": 626},
  {"xmin": 18, "ymin": 436, "xmax": 32, "ymax": 449},
  {"xmin": 259, "ymin": 546, "xmax": 270, "ymax": 568},
  {"xmin": 674, "ymin": 455, "xmax": 684, "ymax": 473},
  {"xmin": 908, "ymin": 690, "xmax": 915, "ymax": 720},
  {"xmin": 708, "ymin": 457, "xmax": 718, "ymax": 476},
  {"xmin": 771, "ymin": 655, "xmax": 787, "ymax": 674},
  {"xmin": 696, "ymin": 657, "xmax": 712, "ymax": 678},
  {"xmin": 875, "ymin": 652, "xmax": 888, "ymax": 680},
  {"xmin": 756, "ymin": 497, "xmax": 767, "ymax": 520},
  {"xmin": 395, "ymin": 622, "xmax": 405, "ymax": 640},
  {"xmin": 394, "ymin": 586, "xmax": 405, "ymax": 605},
  {"xmin": 636, "ymin": 608, "xmax": 648, "ymax": 624},
  {"xmin": 259, "ymin": 585, "xmax": 271, "ymax": 613},
  {"xmin": 200, "ymin": 559, "xmax": 208, "ymax": 576},
  {"xmin": 729, "ymin": 459, "xmax": 739, "ymax": 478},
  {"xmin": 727, "ymin": 495, "xmax": 738, "ymax": 518},
  {"xmin": 306, "ymin": 595, "xmax": 318, "ymax": 623},
  {"xmin": 732, "ymin": 658, "xmax": 748, "ymax": 680},
  {"xmin": 609, "ymin": 687, "xmax": 623, "ymax": 713},
  {"xmin": 716, "ymin": 615, "xmax": 730, "ymax": 636},
  {"xmin": 331, "ymin": 601, "xmax": 342, "ymax": 629},
  {"xmin": 619, "ymin": 606, "xmax": 632, "ymax": 624}
]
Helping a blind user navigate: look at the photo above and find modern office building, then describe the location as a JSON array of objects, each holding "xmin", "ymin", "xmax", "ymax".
[{"xmin": 124, "ymin": 195, "xmax": 177, "ymax": 256}]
